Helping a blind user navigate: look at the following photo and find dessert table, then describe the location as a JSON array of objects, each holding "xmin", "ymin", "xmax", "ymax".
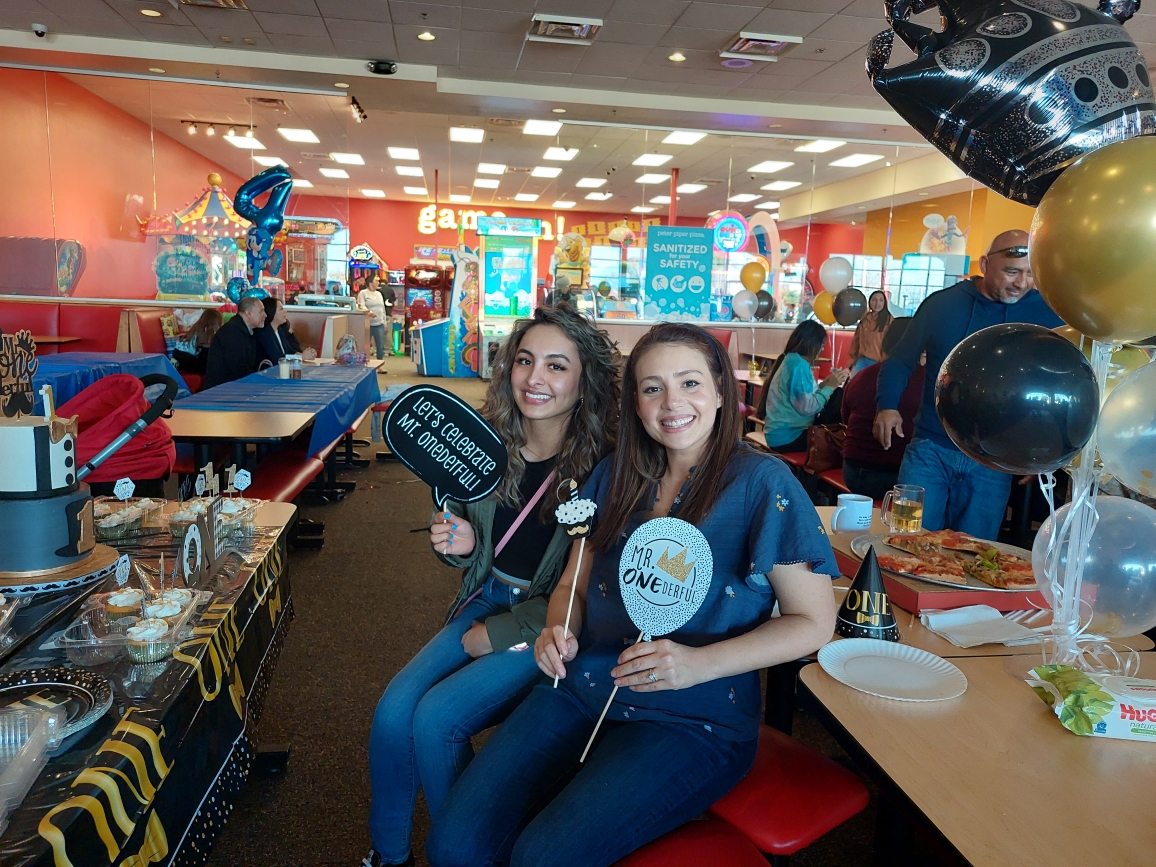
[
  {"xmin": 800, "ymin": 654, "xmax": 1156, "ymax": 867},
  {"xmin": 32, "ymin": 353, "xmax": 191, "ymax": 413},
  {"xmin": 0, "ymin": 502, "xmax": 295, "ymax": 867}
]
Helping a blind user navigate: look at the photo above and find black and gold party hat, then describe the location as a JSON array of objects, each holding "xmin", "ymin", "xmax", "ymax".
[{"xmin": 835, "ymin": 547, "xmax": 899, "ymax": 641}]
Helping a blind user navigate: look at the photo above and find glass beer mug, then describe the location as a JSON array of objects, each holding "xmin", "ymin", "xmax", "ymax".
[{"xmin": 881, "ymin": 484, "xmax": 925, "ymax": 534}]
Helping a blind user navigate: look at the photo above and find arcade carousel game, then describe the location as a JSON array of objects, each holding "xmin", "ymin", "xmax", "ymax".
[{"xmin": 476, "ymin": 216, "xmax": 540, "ymax": 378}]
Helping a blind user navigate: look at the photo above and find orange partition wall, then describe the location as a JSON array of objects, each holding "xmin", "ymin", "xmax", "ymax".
[{"xmin": 0, "ymin": 69, "xmax": 243, "ymax": 299}]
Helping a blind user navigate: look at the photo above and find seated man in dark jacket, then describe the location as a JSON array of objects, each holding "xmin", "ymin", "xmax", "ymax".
[{"xmin": 202, "ymin": 297, "xmax": 266, "ymax": 390}]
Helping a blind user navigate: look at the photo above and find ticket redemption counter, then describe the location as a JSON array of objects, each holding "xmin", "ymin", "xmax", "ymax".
[{"xmin": 477, "ymin": 216, "xmax": 540, "ymax": 378}]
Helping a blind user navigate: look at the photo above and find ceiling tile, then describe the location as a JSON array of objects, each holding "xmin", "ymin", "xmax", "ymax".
[
  {"xmin": 39, "ymin": 0, "xmax": 120, "ymax": 20},
  {"xmin": 389, "ymin": 2, "xmax": 462, "ymax": 28},
  {"xmin": 597, "ymin": 20, "xmax": 671, "ymax": 45},
  {"xmin": 325, "ymin": 19, "xmax": 395, "ymax": 42},
  {"xmin": 129, "ymin": 22, "xmax": 212, "ymax": 44},
  {"xmin": 245, "ymin": 0, "xmax": 321, "ymax": 13},
  {"xmin": 460, "ymin": 7, "xmax": 526, "ymax": 34},
  {"xmin": 459, "ymin": 48, "xmax": 520, "ymax": 69},
  {"xmin": 462, "ymin": 0, "xmax": 538, "ymax": 11},
  {"xmin": 53, "ymin": 14, "xmax": 141, "ymax": 37},
  {"xmin": 743, "ymin": 8, "xmax": 833, "ymax": 36},
  {"xmin": 607, "ymin": 0, "xmax": 691, "ymax": 25},
  {"xmin": 538, "ymin": 0, "xmax": 616, "ymax": 14},
  {"xmin": 770, "ymin": 0, "xmax": 853, "ymax": 11},
  {"xmin": 264, "ymin": 33, "xmax": 338, "ymax": 53},
  {"xmin": 316, "ymin": 0, "xmax": 392, "ymax": 22},
  {"xmin": 808, "ymin": 14, "xmax": 887, "ymax": 43},
  {"xmin": 788, "ymin": 38, "xmax": 863, "ymax": 64},
  {"xmin": 519, "ymin": 41, "xmax": 587, "ymax": 73},
  {"xmin": 674, "ymin": 3, "xmax": 762, "ymax": 31},
  {"xmin": 332, "ymin": 38, "xmax": 397, "ymax": 59},
  {"xmin": 460, "ymin": 30, "xmax": 525, "ymax": 51},
  {"xmin": 253, "ymin": 12, "xmax": 329, "ymax": 37},
  {"xmin": 838, "ymin": 0, "xmax": 888, "ymax": 16},
  {"xmin": 0, "ymin": 9, "xmax": 65, "ymax": 31},
  {"xmin": 657, "ymin": 26, "xmax": 733, "ymax": 51}
]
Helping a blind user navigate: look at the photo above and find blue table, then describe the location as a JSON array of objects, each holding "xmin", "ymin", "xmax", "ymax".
[
  {"xmin": 173, "ymin": 364, "xmax": 381, "ymax": 457},
  {"xmin": 32, "ymin": 352, "xmax": 191, "ymax": 413}
]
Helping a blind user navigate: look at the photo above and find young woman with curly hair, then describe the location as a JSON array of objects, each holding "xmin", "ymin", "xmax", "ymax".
[{"xmin": 364, "ymin": 306, "xmax": 621, "ymax": 867}]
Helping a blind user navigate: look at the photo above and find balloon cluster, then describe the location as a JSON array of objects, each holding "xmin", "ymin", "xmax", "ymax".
[
  {"xmin": 810, "ymin": 257, "xmax": 866, "ymax": 327},
  {"xmin": 731, "ymin": 259, "xmax": 775, "ymax": 321},
  {"xmin": 234, "ymin": 165, "xmax": 293, "ymax": 285}
]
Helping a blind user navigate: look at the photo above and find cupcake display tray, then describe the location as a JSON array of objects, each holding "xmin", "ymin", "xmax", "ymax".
[{"xmin": 51, "ymin": 589, "xmax": 210, "ymax": 666}]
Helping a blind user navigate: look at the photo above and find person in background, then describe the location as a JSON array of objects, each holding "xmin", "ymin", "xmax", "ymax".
[
  {"xmin": 357, "ymin": 275, "xmax": 388, "ymax": 360},
  {"xmin": 171, "ymin": 309, "xmax": 222, "ymax": 375},
  {"xmin": 757, "ymin": 319, "xmax": 849, "ymax": 452},
  {"xmin": 256, "ymin": 297, "xmax": 317, "ymax": 367},
  {"xmin": 847, "ymin": 290, "xmax": 892, "ymax": 375},
  {"xmin": 379, "ymin": 276, "xmax": 396, "ymax": 324},
  {"xmin": 874, "ymin": 230, "xmax": 1063, "ymax": 538},
  {"xmin": 841, "ymin": 318, "xmax": 922, "ymax": 501},
  {"xmin": 203, "ymin": 297, "xmax": 265, "ymax": 389}
]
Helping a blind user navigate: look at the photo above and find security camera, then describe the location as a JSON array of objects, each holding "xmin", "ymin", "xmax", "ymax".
[
  {"xmin": 367, "ymin": 60, "xmax": 398, "ymax": 75},
  {"xmin": 32, "ymin": 23, "xmax": 47, "ymax": 38}
]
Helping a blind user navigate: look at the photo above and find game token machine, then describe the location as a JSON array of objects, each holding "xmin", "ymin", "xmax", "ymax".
[{"xmin": 476, "ymin": 216, "xmax": 540, "ymax": 378}]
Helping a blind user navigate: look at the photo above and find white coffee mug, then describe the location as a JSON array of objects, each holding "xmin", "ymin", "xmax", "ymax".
[{"xmin": 831, "ymin": 493, "xmax": 873, "ymax": 533}]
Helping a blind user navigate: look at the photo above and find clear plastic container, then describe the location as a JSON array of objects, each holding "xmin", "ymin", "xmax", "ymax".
[
  {"xmin": 57, "ymin": 589, "xmax": 209, "ymax": 666},
  {"xmin": 0, "ymin": 708, "xmax": 62, "ymax": 837},
  {"xmin": 93, "ymin": 497, "xmax": 166, "ymax": 541}
]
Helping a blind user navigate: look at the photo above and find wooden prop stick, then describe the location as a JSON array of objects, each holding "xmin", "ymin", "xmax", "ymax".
[
  {"xmin": 580, "ymin": 629, "xmax": 644, "ymax": 763},
  {"xmin": 553, "ymin": 537, "xmax": 587, "ymax": 688}
]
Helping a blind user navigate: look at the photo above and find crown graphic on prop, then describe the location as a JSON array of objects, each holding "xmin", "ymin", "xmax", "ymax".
[
  {"xmin": 656, "ymin": 546, "xmax": 694, "ymax": 583},
  {"xmin": 836, "ymin": 547, "xmax": 899, "ymax": 642}
]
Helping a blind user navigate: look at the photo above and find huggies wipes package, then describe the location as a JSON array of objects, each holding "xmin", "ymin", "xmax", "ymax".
[{"xmin": 1028, "ymin": 665, "xmax": 1156, "ymax": 741}]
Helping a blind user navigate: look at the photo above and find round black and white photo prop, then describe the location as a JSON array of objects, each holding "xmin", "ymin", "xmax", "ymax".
[{"xmin": 619, "ymin": 517, "xmax": 713, "ymax": 639}]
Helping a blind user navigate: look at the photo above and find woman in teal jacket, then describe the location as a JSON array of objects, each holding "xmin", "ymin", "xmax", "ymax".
[{"xmin": 757, "ymin": 319, "xmax": 849, "ymax": 451}]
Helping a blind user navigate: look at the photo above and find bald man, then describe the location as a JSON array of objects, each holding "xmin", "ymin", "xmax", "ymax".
[{"xmin": 872, "ymin": 230, "xmax": 1063, "ymax": 538}]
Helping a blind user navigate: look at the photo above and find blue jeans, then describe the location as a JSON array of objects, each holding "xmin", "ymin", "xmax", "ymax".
[
  {"xmin": 850, "ymin": 356, "xmax": 876, "ymax": 375},
  {"xmin": 897, "ymin": 436, "xmax": 1013, "ymax": 539},
  {"xmin": 370, "ymin": 323, "xmax": 387, "ymax": 360},
  {"xmin": 369, "ymin": 576, "xmax": 542, "ymax": 863},
  {"xmin": 427, "ymin": 684, "xmax": 757, "ymax": 867},
  {"xmin": 842, "ymin": 459, "xmax": 899, "ymax": 503}
]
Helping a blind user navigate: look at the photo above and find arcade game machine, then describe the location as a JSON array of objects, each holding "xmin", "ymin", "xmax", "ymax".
[
  {"xmin": 348, "ymin": 243, "xmax": 384, "ymax": 289},
  {"xmin": 403, "ymin": 262, "xmax": 452, "ymax": 350},
  {"xmin": 386, "ymin": 268, "xmax": 406, "ymax": 354},
  {"xmin": 476, "ymin": 216, "xmax": 540, "ymax": 378}
]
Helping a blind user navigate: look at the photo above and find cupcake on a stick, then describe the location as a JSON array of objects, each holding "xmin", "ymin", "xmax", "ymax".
[{"xmin": 553, "ymin": 479, "xmax": 597, "ymax": 686}]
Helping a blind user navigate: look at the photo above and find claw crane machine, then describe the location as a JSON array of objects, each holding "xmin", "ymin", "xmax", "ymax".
[{"xmin": 476, "ymin": 216, "xmax": 541, "ymax": 378}]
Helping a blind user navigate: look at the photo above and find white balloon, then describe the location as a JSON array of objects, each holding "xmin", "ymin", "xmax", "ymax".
[
  {"xmin": 1097, "ymin": 361, "xmax": 1156, "ymax": 497},
  {"xmin": 818, "ymin": 257, "xmax": 853, "ymax": 295},
  {"xmin": 731, "ymin": 289, "xmax": 758, "ymax": 320}
]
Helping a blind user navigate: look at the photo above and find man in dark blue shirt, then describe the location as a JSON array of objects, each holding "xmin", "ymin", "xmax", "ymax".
[{"xmin": 873, "ymin": 230, "xmax": 1063, "ymax": 538}]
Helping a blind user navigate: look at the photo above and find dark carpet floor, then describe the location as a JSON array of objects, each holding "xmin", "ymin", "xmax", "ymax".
[{"xmin": 206, "ymin": 371, "xmax": 877, "ymax": 867}]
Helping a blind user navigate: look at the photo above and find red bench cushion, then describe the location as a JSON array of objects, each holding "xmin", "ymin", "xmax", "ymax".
[
  {"xmin": 246, "ymin": 451, "xmax": 324, "ymax": 503},
  {"xmin": 613, "ymin": 818, "xmax": 767, "ymax": 867},
  {"xmin": 59, "ymin": 304, "xmax": 120, "ymax": 353}
]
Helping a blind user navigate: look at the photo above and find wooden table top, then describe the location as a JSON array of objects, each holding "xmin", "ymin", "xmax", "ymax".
[
  {"xmin": 31, "ymin": 335, "xmax": 82, "ymax": 344},
  {"xmin": 166, "ymin": 409, "xmax": 315, "ymax": 443},
  {"xmin": 800, "ymin": 655, "xmax": 1156, "ymax": 867}
]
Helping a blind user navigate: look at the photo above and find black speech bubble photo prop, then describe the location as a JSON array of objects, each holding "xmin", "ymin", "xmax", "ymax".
[{"xmin": 383, "ymin": 385, "xmax": 508, "ymax": 506}]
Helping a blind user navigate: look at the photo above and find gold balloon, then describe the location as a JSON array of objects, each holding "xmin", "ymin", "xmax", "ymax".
[
  {"xmin": 1051, "ymin": 325, "xmax": 1151, "ymax": 396},
  {"xmin": 1031, "ymin": 137, "xmax": 1156, "ymax": 343},
  {"xmin": 740, "ymin": 261, "xmax": 767, "ymax": 293},
  {"xmin": 1054, "ymin": 324, "xmax": 1084, "ymax": 347},
  {"xmin": 813, "ymin": 291, "xmax": 836, "ymax": 325}
]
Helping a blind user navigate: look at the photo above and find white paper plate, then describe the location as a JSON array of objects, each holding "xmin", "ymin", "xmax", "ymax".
[
  {"xmin": 817, "ymin": 638, "xmax": 968, "ymax": 702},
  {"xmin": 850, "ymin": 533, "xmax": 1038, "ymax": 592}
]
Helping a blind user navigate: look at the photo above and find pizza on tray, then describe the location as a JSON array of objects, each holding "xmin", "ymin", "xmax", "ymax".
[
  {"xmin": 877, "ymin": 533, "xmax": 1036, "ymax": 589},
  {"xmin": 962, "ymin": 547, "xmax": 1037, "ymax": 588},
  {"xmin": 877, "ymin": 553, "xmax": 968, "ymax": 585}
]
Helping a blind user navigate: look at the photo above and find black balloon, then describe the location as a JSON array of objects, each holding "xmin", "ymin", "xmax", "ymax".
[
  {"xmin": 935, "ymin": 323, "xmax": 1099, "ymax": 474},
  {"xmin": 867, "ymin": 1, "xmax": 1156, "ymax": 206},
  {"xmin": 755, "ymin": 290, "xmax": 776, "ymax": 321},
  {"xmin": 833, "ymin": 288, "xmax": 867, "ymax": 326}
]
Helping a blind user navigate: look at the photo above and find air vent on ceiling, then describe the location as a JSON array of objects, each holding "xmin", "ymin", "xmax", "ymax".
[
  {"xmin": 488, "ymin": 118, "xmax": 523, "ymax": 127},
  {"xmin": 299, "ymin": 152, "xmax": 332, "ymax": 161},
  {"xmin": 177, "ymin": 0, "xmax": 249, "ymax": 8},
  {"xmin": 248, "ymin": 97, "xmax": 288, "ymax": 109},
  {"xmin": 527, "ymin": 14, "xmax": 602, "ymax": 45},
  {"xmin": 505, "ymin": 167, "xmax": 532, "ymax": 173},
  {"xmin": 720, "ymin": 32, "xmax": 802, "ymax": 63}
]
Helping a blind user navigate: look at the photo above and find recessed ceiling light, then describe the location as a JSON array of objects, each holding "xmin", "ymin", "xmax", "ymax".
[
  {"xmin": 829, "ymin": 153, "xmax": 884, "ymax": 168},
  {"xmin": 531, "ymin": 166, "xmax": 562, "ymax": 178},
  {"xmin": 449, "ymin": 194, "xmax": 471, "ymax": 203},
  {"xmin": 748, "ymin": 160, "xmax": 794, "ymax": 173},
  {"xmin": 404, "ymin": 186, "xmax": 428, "ymax": 195},
  {"xmin": 396, "ymin": 165, "xmax": 424, "ymax": 177},
  {"xmin": 918, "ymin": 192, "xmax": 930, "ymax": 196},
  {"xmin": 544, "ymin": 147, "xmax": 578, "ymax": 161},
  {"xmin": 575, "ymin": 178, "xmax": 606, "ymax": 188},
  {"xmin": 278, "ymin": 128, "xmax": 320, "ymax": 144},
  {"xmin": 631, "ymin": 206, "xmax": 656, "ymax": 213},
  {"xmin": 524, "ymin": 119, "xmax": 563, "ymax": 136},
  {"xmin": 515, "ymin": 193, "xmax": 540, "ymax": 202},
  {"xmin": 331, "ymin": 152, "xmax": 364, "ymax": 165},
  {"xmin": 335, "ymin": 82, "xmax": 350, "ymax": 89},
  {"xmin": 224, "ymin": 135, "xmax": 265, "ymax": 150},
  {"xmin": 633, "ymin": 153, "xmax": 673, "ymax": 167},
  {"xmin": 474, "ymin": 178, "xmax": 500, "ymax": 189},
  {"xmin": 636, "ymin": 173, "xmax": 669, "ymax": 184},
  {"xmin": 755, "ymin": 200, "xmax": 780, "ymax": 209},
  {"xmin": 585, "ymin": 191, "xmax": 612, "ymax": 201},
  {"xmin": 762, "ymin": 180, "xmax": 801, "ymax": 191},
  {"xmin": 292, "ymin": 178, "xmax": 313, "ymax": 188},
  {"xmin": 361, "ymin": 189, "xmax": 386, "ymax": 198},
  {"xmin": 450, "ymin": 127, "xmax": 485, "ymax": 143},
  {"xmin": 417, "ymin": 31, "xmax": 436, "ymax": 41},
  {"xmin": 253, "ymin": 156, "xmax": 287, "ymax": 167},
  {"xmin": 668, "ymin": 52, "xmax": 686, "ymax": 62},
  {"xmin": 663, "ymin": 131, "xmax": 706, "ymax": 145},
  {"xmin": 552, "ymin": 108, "xmax": 567, "ymax": 114},
  {"xmin": 650, "ymin": 196, "xmax": 675, "ymax": 204},
  {"xmin": 795, "ymin": 139, "xmax": 846, "ymax": 153},
  {"xmin": 320, "ymin": 167, "xmax": 349, "ymax": 178},
  {"xmin": 728, "ymin": 193, "xmax": 760, "ymax": 202},
  {"xmin": 140, "ymin": 9, "xmax": 162, "ymax": 17},
  {"xmin": 677, "ymin": 183, "xmax": 707, "ymax": 194},
  {"xmin": 478, "ymin": 163, "xmax": 506, "ymax": 175},
  {"xmin": 552, "ymin": 200, "xmax": 576, "ymax": 208},
  {"xmin": 388, "ymin": 147, "xmax": 420, "ymax": 160},
  {"xmin": 148, "ymin": 67, "xmax": 165, "ymax": 74}
]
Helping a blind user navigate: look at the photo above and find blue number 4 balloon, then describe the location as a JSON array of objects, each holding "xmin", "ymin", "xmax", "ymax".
[{"xmin": 234, "ymin": 165, "xmax": 293, "ymax": 283}]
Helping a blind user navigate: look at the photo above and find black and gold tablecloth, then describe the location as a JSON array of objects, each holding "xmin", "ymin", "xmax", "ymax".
[{"xmin": 0, "ymin": 514, "xmax": 294, "ymax": 867}]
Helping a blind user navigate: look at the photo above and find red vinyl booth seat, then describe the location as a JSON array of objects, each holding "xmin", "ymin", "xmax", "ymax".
[
  {"xmin": 0, "ymin": 301, "xmax": 60, "ymax": 354},
  {"xmin": 246, "ymin": 445, "xmax": 325, "ymax": 503},
  {"xmin": 58, "ymin": 304, "xmax": 120, "ymax": 353},
  {"xmin": 613, "ymin": 818, "xmax": 767, "ymax": 867}
]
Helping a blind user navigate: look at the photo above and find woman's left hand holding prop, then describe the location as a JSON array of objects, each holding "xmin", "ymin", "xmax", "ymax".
[
  {"xmin": 612, "ymin": 639, "xmax": 704, "ymax": 692},
  {"xmin": 430, "ymin": 510, "xmax": 477, "ymax": 556}
]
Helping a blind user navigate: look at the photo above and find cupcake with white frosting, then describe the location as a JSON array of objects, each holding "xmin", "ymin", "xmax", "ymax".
[
  {"xmin": 126, "ymin": 618, "xmax": 175, "ymax": 663},
  {"xmin": 105, "ymin": 587, "xmax": 144, "ymax": 618}
]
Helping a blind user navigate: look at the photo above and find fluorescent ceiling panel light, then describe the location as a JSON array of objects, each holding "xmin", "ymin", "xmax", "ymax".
[
  {"xmin": 291, "ymin": 178, "xmax": 313, "ymax": 188},
  {"xmin": 224, "ymin": 135, "xmax": 265, "ymax": 150},
  {"xmin": 478, "ymin": 163, "xmax": 506, "ymax": 175},
  {"xmin": 277, "ymin": 128, "xmax": 319, "ymax": 143},
  {"xmin": 395, "ymin": 165, "xmax": 424, "ymax": 177},
  {"xmin": 449, "ymin": 127, "xmax": 485, "ymax": 143},
  {"xmin": 387, "ymin": 147, "xmax": 420, "ymax": 160},
  {"xmin": 720, "ymin": 31, "xmax": 803, "ymax": 62},
  {"xmin": 474, "ymin": 178, "xmax": 500, "ymax": 188},
  {"xmin": 762, "ymin": 180, "xmax": 802, "ymax": 191},
  {"xmin": 544, "ymin": 147, "xmax": 578, "ymax": 161},
  {"xmin": 524, "ymin": 119, "xmax": 563, "ymax": 136},
  {"xmin": 449, "ymin": 194, "xmax": 471, "ymax": 203},
  {"xmin": 748, "ymin": 160, "xmax": 793, "ymax": 173},
  {"xmin": 585, "ymin": 192, "xmax": 612, "ymax": 200},
  {"xmin": 531, "ymin": 166, "xmax": 562, "ymax": 178},
  {"xmin": 755, "ymin": 200, "xmax": 780, "ymax": 209},
  {"xmin": 663, "ymin": 131, "xmax": 707, "ymax": 145},
  {"xmin": 403, "ymin": 186, "xmax": 428, "ymax": 195},
  {"xmin": 650, "ymin": 196, "xmax": 674, "ymax": 204},
  {"xmin": 677, "ymin": 183, "xmax": 707, "ymax": 193},
  {"xmin": 252, "ymin": 156, "xmax": 286, "ymax": 167},
  {"xmin": 331, "ymin": 152, "xmax": 364, "ymax": 165},
  {"xmin": 319, "ymin": 167, "xmax": 349, "ymax": 178},
  {"xmin": 794, "ymin": 139, "xmax": 845, "ymax": 153},
  {"xmin": 829, "ymin": 153, "xmax": 885, "ymax": 168},
  {"xmin": 528, "ymin": 13, "xmax": 602, "ymax": 45},
  {"xmin": 515, "ymin": 193, "xmax": 539, "ymax": 202},
  {"xmin": 361, "ymin": 189, "xmax": 386, "ymax": 198},
  {"xmin": 636, "ymin": 173, "xmax": 669, "ymax": 184},
  {"xmin": 552, "ymin": 200, "xmax": 576, "ymax": 208},
  {"xmin": 728, "ymin": 193, "xmax": 759, "ymax": 202},
  {"xmin": 575, "ymin": 177, "xmax": 605, "ymax": 188},
  {"xmin": 633, "ymin": 153, "xmax": 673, "ymax": 167},
  {"xmin": 631, "ymin": 206, "xmax": 655, "ymax": 213}
]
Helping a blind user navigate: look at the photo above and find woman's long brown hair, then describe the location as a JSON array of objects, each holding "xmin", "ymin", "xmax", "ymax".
[{"xmin": 589, "ymin": 323, "xmax": 740, "ymax": 552}]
